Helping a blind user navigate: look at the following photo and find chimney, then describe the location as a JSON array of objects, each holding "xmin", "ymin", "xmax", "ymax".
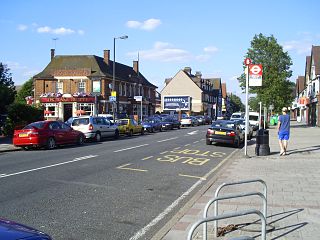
[
  {"xmin": 51, "ymin": 49, "xmax": 55, "ymax": 60},
  {"xmin": 133, "ymin": 60, "xmax": 139, "ymax": 75},
  {"xmin": 195, "ymin": 71, "xmax": 202, "ymax": 79},
  {"xmin": 183, "ymin": 67, "xmax": 192, "ymax": 75},
  {"xmin": 104, "ymin": 50, "xmax": 110, "ymax": 65}
]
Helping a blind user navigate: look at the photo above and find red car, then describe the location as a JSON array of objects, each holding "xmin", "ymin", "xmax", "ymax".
[{"xmin": 13, "ymin": 121, "xmax": 85, "ymax": 150}]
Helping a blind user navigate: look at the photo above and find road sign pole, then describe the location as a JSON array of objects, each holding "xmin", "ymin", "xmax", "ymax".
[{"xmin": 245, "ymin": 66, "xmax": 249, "ymax": 156}]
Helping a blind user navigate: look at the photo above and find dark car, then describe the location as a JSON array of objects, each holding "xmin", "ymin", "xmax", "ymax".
[
  {"xmin": 206, "ymin": 120, "xmax": 244, "ymax": 148},
  {"xmin": 13, "ymin": 121, "xmax": 85, "ymax": 150},
  {"xmin": 141, "ymin": 117, "xmax": 163, "ymax": 132},
  {"xmin": 160, "ymin": 116, "xmax": 181, "ymax": 130},
  {"xmin": 0, "ymin": 217, "xmax": 52, "ymax": 239},
  {"xmin": 203, "ymin": 115, "xmax": 212, "ymax": 125}
]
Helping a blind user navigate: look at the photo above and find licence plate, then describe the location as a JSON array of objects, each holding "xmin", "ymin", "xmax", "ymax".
[
  {"xmin": 19, "ymin": 133, "xmax": 28, "ymax": 137},
  {"xmin": 215, "ymin": 131, "xmax": 226, "ymax": 135}
]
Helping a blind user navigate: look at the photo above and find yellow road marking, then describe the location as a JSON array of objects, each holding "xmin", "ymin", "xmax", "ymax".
[
  {"xmin": 179, "ymin": 174, "xmax": 206, "ymax": 180},
  {"xmin": 117, "ymin": 163, "xmax": 148, "ymax": 172},
  {"xmin": 142, "ymin": 156, "xmax": 153, "ymax": 161}
]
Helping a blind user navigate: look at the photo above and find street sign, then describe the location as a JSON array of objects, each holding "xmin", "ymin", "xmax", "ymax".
[
  {"xmin": 109, "ymin": 96, "xmax": 116, "ymax": 102},
  {"xmin": 111, "ymin": 91, "xmax": 117, "ymax": 97},
  {"xmin": 134, "ymin": 96, "xmax": 142, "ymax": 102},
  {"xmin": 244, "ymin": 58, "xmax": 252, "ymax": 66},
  {"xmin": 249, "ymin": 64, "xmax": 263, "ymax": 86}
]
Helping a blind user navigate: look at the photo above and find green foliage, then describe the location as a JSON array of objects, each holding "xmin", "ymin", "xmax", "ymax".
[
  {"xmin": 0, "ymin": 63, "xmax": 16, "ymax": 113},
  {"xmin": 248, "ymin": 97, "xmax": 260, "ymax": 111},
  {"xmin": 15, "ymin": 78, "xmax": 34, "ymax": 104},
  {"xmin": 3, "ymin": 103, "xmax": 44, "ymax": 136},
  {"xmin": 229, "ymin": 94, "xmax": 244, "ymax": 113},
  {"xmin": 238, "ymin": 33, "xmax": 294, "ymax": 113}
]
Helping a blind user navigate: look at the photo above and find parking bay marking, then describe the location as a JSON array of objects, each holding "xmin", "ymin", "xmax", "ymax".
[
  {"xmin": 114, "ymin": 144, "xmax": 149, "ymax": 153},
  {"xmin": 117, "ymin": 163, "xmax": 148, "ymax": 172},
  {"xmin": 179, "ymin": 174, "xmax": 206, "ymax": 180},
  {"xmin": 0, "ymin": 155, "xmax": 98, "ymax": 179},
  {"xmin": 157, "ymin": 137, "xmax": 178, "ymax": 143}
]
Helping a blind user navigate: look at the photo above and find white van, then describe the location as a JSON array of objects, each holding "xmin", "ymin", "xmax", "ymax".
[{"xmin": 248, "ymin": 112, "xmax": 260, "ymax": 130}]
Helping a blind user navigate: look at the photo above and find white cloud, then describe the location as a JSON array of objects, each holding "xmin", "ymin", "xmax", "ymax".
[
  {"xmin": 128, "ymin": 41, "xmax": 192, "ymax": 62},
  {"xmin": 126, "ymin": 18, "xmax": 161, "ymax": 31},
  {"xmin": 282, "ymin": 33, "xmax": 320, "ymax": 55},
  {"xmin": 204, "ymin": 46, "xmax": 219, "ymax": 53},
  {"xmin": 5, "ymin": 61, "xmax": 27, "ymax": 70},
  {"xmin": 23, "ymin": 69, "xmax": 40, "ymax": 77},
  {"xmin": 37, "ymin": 26, "xmax": 78, "ymax": 35},
  {"xmin": 17, "ymin": 24, "xmax": 28, "ymax": 31}
]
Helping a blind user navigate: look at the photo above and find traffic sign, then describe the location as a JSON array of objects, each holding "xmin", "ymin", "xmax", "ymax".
[
  {"xmin": 111, "ymin": 91, "xmax": 117, "ymax": 97},
  {"xmin": 109, "ymin": 96, "xmax": 116, "ymax": 102},
  {"xmin": 249, "ymin": 64, "xmax": 263, "ymax": 86},
  {"xmin": 244, "ymin": 58, "xmax": 252, "ymax": 66},
  {"xmin": 134, "ymin": 96, "xmax": 142, "ymax": 102}
]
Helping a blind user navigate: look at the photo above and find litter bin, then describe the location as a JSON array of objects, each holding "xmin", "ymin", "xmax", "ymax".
[{"xmin": 255, "ymin": 129, "xmax": 270, "ymax": 156}]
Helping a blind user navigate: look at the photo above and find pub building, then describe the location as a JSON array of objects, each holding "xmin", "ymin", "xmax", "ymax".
[{"xmin": 33, "ymin": 49, "xmax": 157, "ymax": 121}]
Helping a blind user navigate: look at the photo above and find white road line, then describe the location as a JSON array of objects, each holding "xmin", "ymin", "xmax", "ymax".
[
  {"xmin": 114, "ymin": 144, "xmax": 149, "ymax": 153},
  {"xmin": 187, "ymin": 130, "xmax": 198, "ymax": 135},
  {"xmin": 129, "ymin": 179, "xmax": 203, "ymax": 240},
  {"xmin": 157, "ymin": 137, "xmax": 178, "ymax": 143},
  {"xmin": 0, "ymin": 155, "xmax": 98, "ymax": 179}
]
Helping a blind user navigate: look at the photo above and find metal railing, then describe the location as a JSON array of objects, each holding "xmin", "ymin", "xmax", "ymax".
[
  {"xmin": 212, "ymin": 179, "xmax": 267, "ymax": 237},
  {"xmin": 188, "ymin": 209, "xmax": 266, "ymax": 240}
]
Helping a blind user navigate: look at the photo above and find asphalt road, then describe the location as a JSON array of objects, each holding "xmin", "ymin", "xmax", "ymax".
[{"xmin": 0, "ymin": 125, "xmax": 237, "ymax": 240}]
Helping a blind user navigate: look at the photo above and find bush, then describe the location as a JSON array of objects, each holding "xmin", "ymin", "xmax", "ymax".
[{"xmin": 3, "ymin": 103, "xmax": 44, "ymax": 136}]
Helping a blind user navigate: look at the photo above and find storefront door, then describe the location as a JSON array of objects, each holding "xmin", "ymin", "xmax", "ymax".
[{"xmin": 64, "ymin": 104, "xmax": 73, "ymax": 122}]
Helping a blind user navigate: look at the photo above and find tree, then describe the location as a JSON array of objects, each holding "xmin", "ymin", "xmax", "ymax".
[
  {"xmin": 15, "ymin": 78, "xmax": 34, "ymax": 104},
  {"xmin": 238, "ymin": 34, "xmax": 295, "ymax": 113},
  {"xmin": 248, "ymin": 97, "xmax": 260, "ymax": 112},
  {"xmin": 0, "ymin": 63, "xmax": 16, "ymax": 113},
  {"xmin": 229, "ymin": 93, "xmax": 244, "ymax": 113}
]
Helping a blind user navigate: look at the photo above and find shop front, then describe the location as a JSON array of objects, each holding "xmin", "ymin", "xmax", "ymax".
[{"xmin": 40, "ymin": 95, "xmax": 96, "ymax": 121}]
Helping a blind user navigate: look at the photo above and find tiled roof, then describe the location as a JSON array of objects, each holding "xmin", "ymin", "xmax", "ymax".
[
  {"xmin": 296, "ymin": 76, "xmax": 305, "ymax": 94},
  {"xmin": 34, "ymin": 55, "xmax": 156, "ymax": 88},
  {"xmin": 311, "ymin": 46, "xmax": 320, "ymax": 76},
  {"xmin": 305, "ymin": 56, "xmax": 311, "ymax": 78}
]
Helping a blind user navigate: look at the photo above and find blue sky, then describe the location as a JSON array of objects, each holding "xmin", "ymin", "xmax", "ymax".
[{"xmin": 1, "ymin": 0, "xmax": 320, "ymax": 101}]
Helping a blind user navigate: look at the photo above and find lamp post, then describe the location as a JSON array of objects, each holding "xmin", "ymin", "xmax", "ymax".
[{"xmin": 112, "ymin": 35, "xmax": 128, "ymax": 119}]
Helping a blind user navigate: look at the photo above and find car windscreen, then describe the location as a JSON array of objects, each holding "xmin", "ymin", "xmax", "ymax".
[
  {"xmin": 23, "ymin": 122, "xmax": 45, "ymax": 129},
  {"xmin": 118, "ymin": 120, "xmax": 129, "ymax": 125},
  {"xmin": 212, "ymin": 122, "xmax": 236, "ymax": 129},
  {"xmin": 72, "ymin": 118, "xmax": 89, "ymax": 126},
  {"xmin": 249, "ymin": 115, "xmax": 259, "ymax": 121},
  {"xmin": 232, "ymin": 114, "xmax": 241, "ymax": 118}
]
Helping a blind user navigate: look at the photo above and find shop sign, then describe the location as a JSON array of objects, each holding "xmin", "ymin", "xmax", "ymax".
[{"xmin": 40, "ymin": 97, "xmax": 95, "ymax": 103}]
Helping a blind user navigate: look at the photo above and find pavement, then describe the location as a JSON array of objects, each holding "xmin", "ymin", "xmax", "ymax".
[
  {"xmin": 153, "ymin": 121, "xmax": 320, "ymax": 240},
  {"xmin": 2, "ymin": 123, "xmax": 320, "ymax": 239}
]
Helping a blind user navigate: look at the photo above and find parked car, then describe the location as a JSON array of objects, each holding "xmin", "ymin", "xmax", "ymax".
[
  {"xmin": 98, "ymin": 113, "xmax": 114, "ymax": 123},
  {"xmin": 236, "ymin": 119, "xmax": 253, "ymax": 140},
  {"xmin": 13, "ymin": 121, "xmax": 85, "ymax": 150},
  {"xmin": 194, "ymin": 115, "xmax": 205, "ymax": 125},
  {"xmin": 248, "ymin": 112, "xmax": 260, "ymax": 130},
  {"xmin": 116, "ymin": 118, "xmax": 144, "ymax": 136},
  {"xmin": 203, "ymin": 115, "xmax": 212, "ymax": 124},
  {"xmin": 180, "ymin": 116, "xmax": 198, "ymax": 127},
  {"xmin": 206, "ymin": 120, "xmax": 245, "ymax": 148},
  {"xmin": 230, "ymin": 112, "xmax": 245, "ymax": 120},
  {"xmin": 71, "ymin": 116, "xmax": 119, "ymax": 142},
  {"xmin": 159, "ymin": 116, "xmax": 181, "ymax": 130},
  {"xmin": 141, "ymin": 117, "xmax": 163, "ymax": 132},
  {"xmin": 0, "ymin": 217, "xmax": 52, "ymax": 240}
]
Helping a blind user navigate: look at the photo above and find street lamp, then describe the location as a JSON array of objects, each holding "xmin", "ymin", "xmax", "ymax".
[{"xmin": 112, "ymin": 35, "xmax": 128, "ymax": 119}]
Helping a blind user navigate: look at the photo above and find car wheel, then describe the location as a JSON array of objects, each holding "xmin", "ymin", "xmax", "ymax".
[
  {"xmin": 95, "ymin": 132, "xmax": 102, "ymax": 142},
  {"xmin": 114, "ymin": 130, "xmax": 119, "ymax": 139},
  {"xmin": 248, "ymin": 133, "xmax": 252, "ymax": 140},
  {"xmin": 128, "ymin": 129, "xmax": 133, "ymax": 137},
  {"xmin": 46, "ymin": 137, "xmax": 56, "ymax": 149},
  {"xmin": 178, "ymin": 125, "xmax": 181, "ymax": 129},
  {"xmin": 159, "ymin": 127, "xmax": 163, "ymax": 132},
  {"xmin": 22, "ymin": 146, "xmax": 31, "ymax": 151},
  {"xmin": 77, "ymin": 135, "xmax": 84, "ymax": 145},
  {"xmin": 141, "ymin": 128, "xmax": 144, "ymax": 135},
  {"xmin": 233, "ymin": 138, "xmax": 240, "ymax": 148},
  {"xmin": 206, "ymin": 139, "xmax": 212, "ymax": 145}
]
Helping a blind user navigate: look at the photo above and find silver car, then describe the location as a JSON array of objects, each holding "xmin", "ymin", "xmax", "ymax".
[
  {"xmin": 71, "ymin": 116, "xmax": 119, "ymax": 141},
  {"xmin": 235, "ymin": 119, "xmax": 253, "ymax": 140}
]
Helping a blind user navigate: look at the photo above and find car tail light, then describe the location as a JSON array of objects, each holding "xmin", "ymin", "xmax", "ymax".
[
  {"xmin": 207, "ymin": 129, "xmax": 214, "ymax": 134},
  {"xmin": 89, "ymin": 124, "xmax": 93, "ymax": 130},
  {"xmin": 227, "ymin": 131, "xmax": 236, "ymax": 137},
  {"xmin": 29, "ymin": 131, "xmax": 39, "ymax": 137}
]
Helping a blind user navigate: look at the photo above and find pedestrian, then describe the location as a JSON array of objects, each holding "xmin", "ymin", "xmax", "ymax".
[{"xmin": 277, "ymin": 107, "xmax": 290, "ymax": 156}]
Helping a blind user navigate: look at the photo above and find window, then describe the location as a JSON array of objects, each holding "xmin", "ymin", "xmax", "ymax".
[
  {"xmin": 141, "ymin": 87, "xmax": 144, "ymax": 97},
  {"xmin": 119, "ymin": 84, "xmax": 123, "ymax": 96},
  {"xmin": 56, "ymin": 82, "xmax": 63, "ymax": 93},
  {"xmin": 77, "ymin": 103, "xmax": 94, "ymax": 116},
  {"xmin": 78, "ymin": 81, "xmax": 85, "ymax": 93},
  {"xmin": 148, "ymin": 88, "xmax": 151, "ymax": 98}
]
